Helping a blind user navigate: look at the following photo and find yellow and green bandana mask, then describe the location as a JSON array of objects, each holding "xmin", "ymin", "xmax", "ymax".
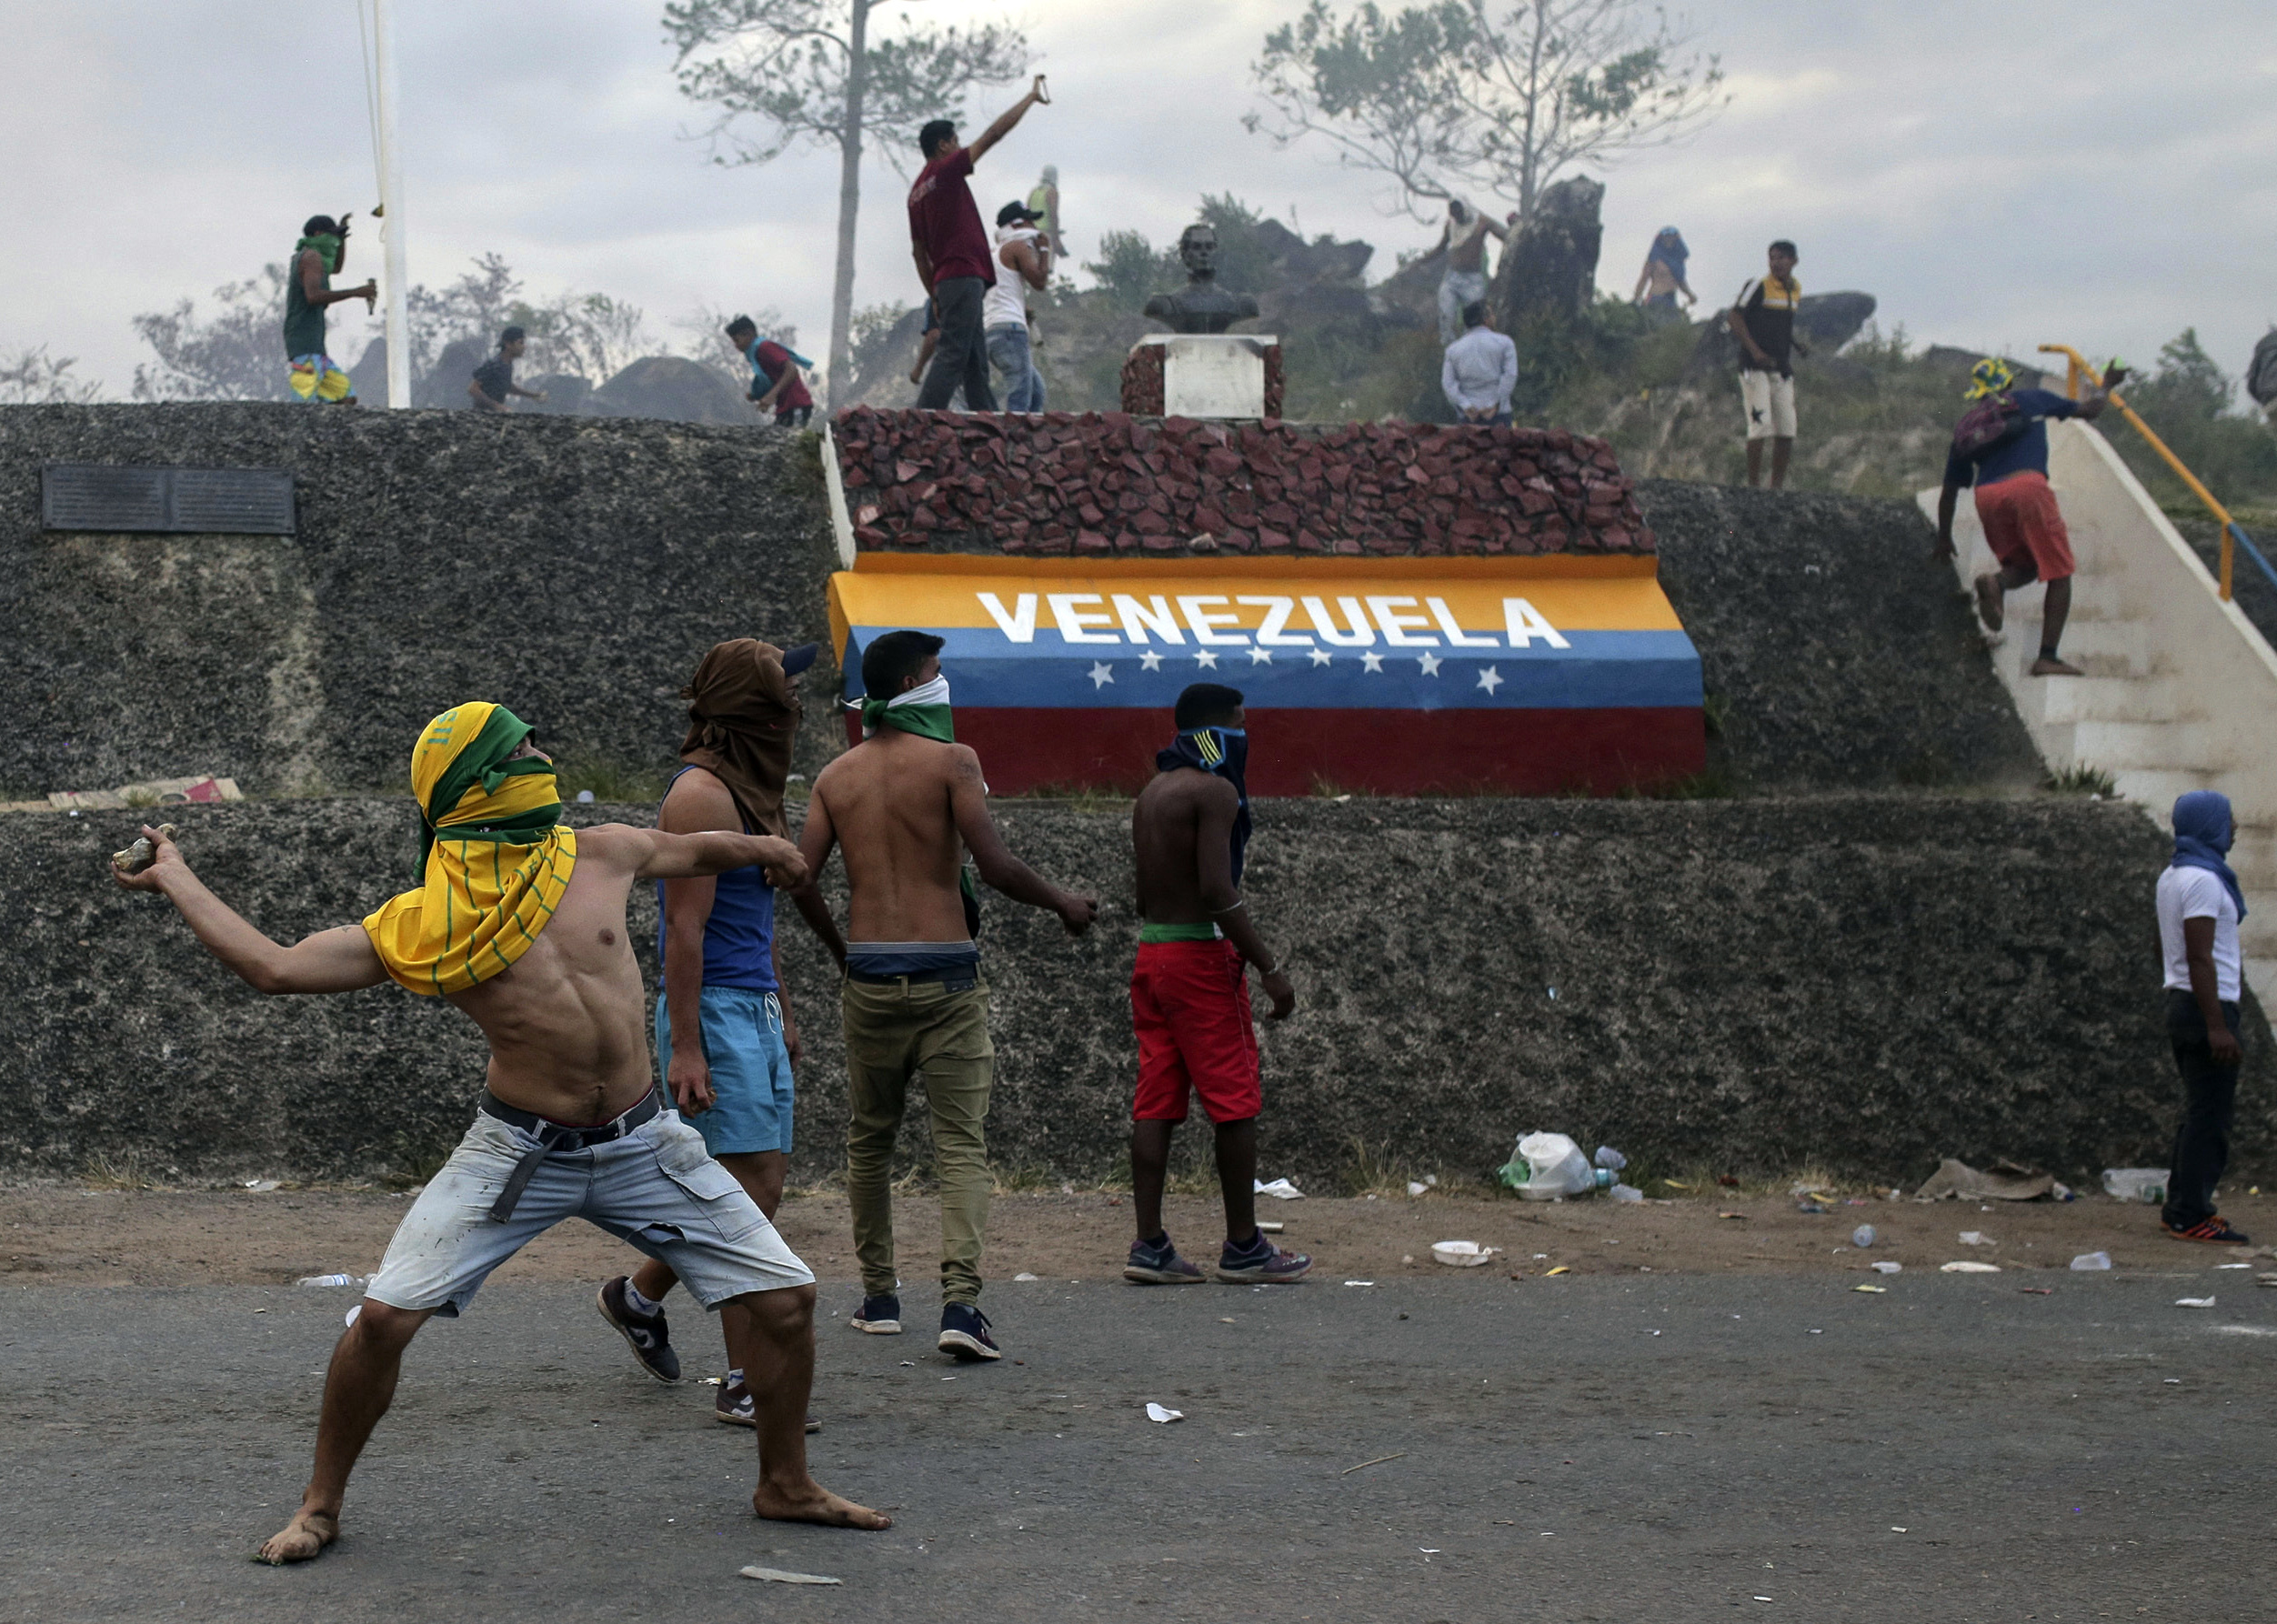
[
  {"xmin": 1964, "ymin": 357, "xmax": 2016, "ymax": 400},
  {"xmin": 362, "ymin": 702, "xmax": 577, "ymax": 996}
]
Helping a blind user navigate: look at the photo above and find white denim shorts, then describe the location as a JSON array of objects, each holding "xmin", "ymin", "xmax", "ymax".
[
  {"xmin": 1740, "ymin": 370, "xmax": 1797, "ymax": 440},
  {"xmin": 366, "ymin": 1108, "xmax": 813, "ymax": 1317}
]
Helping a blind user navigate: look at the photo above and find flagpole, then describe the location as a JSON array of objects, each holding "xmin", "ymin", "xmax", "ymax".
[{"xmin": 373, "ymin": 0, "xmax": 409, "ymax": 408}]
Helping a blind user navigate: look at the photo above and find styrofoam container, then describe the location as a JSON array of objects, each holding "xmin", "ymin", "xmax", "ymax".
[{"xmin": 1431, "ymin": 1240, "xmax": 1499, "ymax": 1267}]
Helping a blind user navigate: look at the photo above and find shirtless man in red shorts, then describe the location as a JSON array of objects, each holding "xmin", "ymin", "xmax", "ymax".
[
  {"xmin": 1934, "ymin": 356, "xmax": 2123, "ymax": 677},
  {"xmin": 1121, "ymin": 684, "xmax": 1309, "ymax": 1287}
]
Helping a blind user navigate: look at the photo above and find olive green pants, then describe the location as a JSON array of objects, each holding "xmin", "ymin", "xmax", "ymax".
[{"xmin": 841, "ymin": 975, "xmax": 995, "ymax": 1306}]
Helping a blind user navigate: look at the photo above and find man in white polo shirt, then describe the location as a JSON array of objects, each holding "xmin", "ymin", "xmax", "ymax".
[{"xmin": 2156, "ymin": 790, "xmax": 2252, "ymax": 1245}]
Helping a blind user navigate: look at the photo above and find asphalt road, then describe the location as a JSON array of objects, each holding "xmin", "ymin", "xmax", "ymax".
[{"xmin": 4, "ymin": 1272, "xmax": 2272, "ymax": 1622}]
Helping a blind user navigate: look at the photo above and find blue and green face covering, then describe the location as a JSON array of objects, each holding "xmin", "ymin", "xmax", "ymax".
[{"xmin": 1158, "ymin": 726, "xmax": 1251, "ymax": 885}]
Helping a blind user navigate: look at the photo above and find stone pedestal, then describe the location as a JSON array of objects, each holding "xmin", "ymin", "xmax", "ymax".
[{"xmin": 1120, "ymin": 334, "xmax": 1283, "ymax": 419}]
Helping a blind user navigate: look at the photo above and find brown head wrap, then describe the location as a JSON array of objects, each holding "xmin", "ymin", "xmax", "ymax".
[{"xmin": 677, "ymin": 639, "xmax": 804, "ymax": 838}]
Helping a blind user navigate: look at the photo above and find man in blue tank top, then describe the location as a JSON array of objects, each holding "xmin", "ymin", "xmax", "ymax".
[{"xmin": 597, "ymin": 639, "xmax": 819, "ymax": 1429}]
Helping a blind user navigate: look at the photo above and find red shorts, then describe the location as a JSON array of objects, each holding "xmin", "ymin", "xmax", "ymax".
[
  {"xmin": 1975, "ymin": 470, "xmax": 2074, "ymax": 582},
  {"xmin": 1130, "ymin": 939, "xmax": 1261, "ymax": 1124}
]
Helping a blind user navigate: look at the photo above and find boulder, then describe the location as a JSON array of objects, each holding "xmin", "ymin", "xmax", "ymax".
[
  {"xmin": 520, "ymin": 373, "xmax": 594, "ymax": 415},
  {"xmin": 1489, "ymin": 175, "xmax": 1606, "ymax": 336},
  {"xmin": 589, "ymin": 356, "xmax": 750, "ymax": 425},
  {"xmin": 1688, "ymin": 291, "xmax": 1881, "ymax": 376},
  {"xmin": 414, "ymin": 336, "xmax": 490, "ymax": 409}
]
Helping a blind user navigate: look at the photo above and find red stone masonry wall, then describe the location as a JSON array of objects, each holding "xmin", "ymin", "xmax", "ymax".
[{"xmin": 832, "ymin": 406, "xmax": 1653, "ymax": 558}]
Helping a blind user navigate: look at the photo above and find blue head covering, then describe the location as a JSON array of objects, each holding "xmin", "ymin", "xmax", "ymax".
[
  {"xmin": 1158, "ymin": 726, "xmax": 1251, "ymax": 886},
  {"xmin": 2172, "ymin": 790, "xmax": 2246, "ymax": 920}
]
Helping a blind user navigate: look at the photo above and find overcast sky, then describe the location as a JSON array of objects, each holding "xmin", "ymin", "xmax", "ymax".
[{"xmin": 4, "ymin": 1, "xmax": 2272, "ymax": 399}]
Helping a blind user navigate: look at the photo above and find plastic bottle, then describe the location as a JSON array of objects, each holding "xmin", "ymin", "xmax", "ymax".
[
  {"xmin": 1851, "ymin": 1224, "xmax": 1876, "ymax": 1248},
  {"xmin": 2070, "ymin": 1251, "xmax": 2112, "ymax": 1271},
  {"xmin": 297, "ymin": 1273, "xmax": 364, "ymax": 1288},
  {"xmin": 1610, "ymin": 1182, "xmax": 1644, "ymax": 1203}
]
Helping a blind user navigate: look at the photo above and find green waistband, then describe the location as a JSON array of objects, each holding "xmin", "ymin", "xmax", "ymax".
[{"xmin": 1140, "ymin": 921, "xmax": 1222, "ymax": 943}]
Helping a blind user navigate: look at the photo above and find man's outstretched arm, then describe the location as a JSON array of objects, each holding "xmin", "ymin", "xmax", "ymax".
[
  {"xmin": 113, "ymin": 826, "xmax": 386, "ymax": 995},
  {"xmin": 967, "ymin": 75, "xmax": 1048, "ymax": 165},
  {"xmin": 948, "ymin": 749, "xmax": 1097, "ymax": 935},
  {"xmin": 617, "ymin": 825, "xmax": 807, "ymax": 889}
]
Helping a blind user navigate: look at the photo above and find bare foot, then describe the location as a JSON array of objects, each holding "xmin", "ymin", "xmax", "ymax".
[
  {"xmin": 1972, "ymin": 573, "xmax": 2004, "ymax": 632},
  {"xmin": 256, "ymin": 1509, "xmax": 338, "ymax": 1565},
  {"xmin": 753, "ymin": 1479, "xmax": 893, "ymax": 1530},
  {"xmin": 2030, "ymin": 656, "xmax": 2084, "ymax": 677}
]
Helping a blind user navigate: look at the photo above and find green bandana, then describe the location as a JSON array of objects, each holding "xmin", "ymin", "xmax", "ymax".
[{"xmin": 296, "ymin": 234, "xmax": 343, "ymax": 274}]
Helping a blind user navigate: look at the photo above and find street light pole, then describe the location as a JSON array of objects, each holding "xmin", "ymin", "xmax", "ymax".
[{"xmin": 373, "ymin": 0, "xmax": 409, "ymax": 408}]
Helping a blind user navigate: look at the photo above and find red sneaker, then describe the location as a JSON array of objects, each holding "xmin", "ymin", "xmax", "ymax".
[{"xmin": 2163, "ymin": 1216, "xmax": 2252, "ymax": 1245}]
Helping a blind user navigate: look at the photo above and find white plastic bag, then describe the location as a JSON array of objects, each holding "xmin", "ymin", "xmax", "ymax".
[{"xmin": 1514, "ymin": 1132, "xmax": 1596, "ymax": 1201}]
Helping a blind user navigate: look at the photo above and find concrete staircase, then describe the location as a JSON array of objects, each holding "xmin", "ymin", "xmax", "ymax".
[{"xmin": 1922, "ymin": 420, "xmax": 2277, "ymax": 1000}]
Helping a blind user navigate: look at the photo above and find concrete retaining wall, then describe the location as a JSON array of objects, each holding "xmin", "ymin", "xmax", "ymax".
[
  {"xmin": 0, "ymin": 405, "xmax": 842, "ymax": 799},
  {"xmin": 7, "ymin": 793, "xmax": 2261, "ymax": 1189}
]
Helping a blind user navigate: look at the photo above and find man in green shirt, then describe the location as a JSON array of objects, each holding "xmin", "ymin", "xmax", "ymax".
[{"xmin": 284, "ymin": 214, "xmax": 376, "ymax": 404}]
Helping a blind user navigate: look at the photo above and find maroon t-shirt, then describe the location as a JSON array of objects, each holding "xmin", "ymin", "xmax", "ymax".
[
  {"xmin": 907, "ymin": 147, "xmax": 996, "ymax": 287},
  {"xmin": 751, "ymin": 341, "xmax": 812, "ymax": 411}
]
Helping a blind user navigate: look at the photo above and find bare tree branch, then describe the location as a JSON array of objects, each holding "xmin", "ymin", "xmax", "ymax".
[
  {"xmin": 1246, "ymin": 0, "xmax": 1726, "ymax": 223},
  {"xmin": 663, "ymin": 0, "xmax": 1029, "ymax": 396}
]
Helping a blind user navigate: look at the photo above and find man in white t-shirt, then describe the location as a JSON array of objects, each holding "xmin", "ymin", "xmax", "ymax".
[
  {"xmin": 983, "ymin": 201, "xmax": 1050, "ymax": 413},
  {"xmin": 2154, "ymin": 790, "xmax": 2252, "ymax": 1245}
]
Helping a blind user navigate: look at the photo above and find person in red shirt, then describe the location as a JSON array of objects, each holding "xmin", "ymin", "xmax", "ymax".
[
  {"xmin": 908, "ymin": 75, "xmax": 1049, "ymax": 413},
  {"xmin": 725, "ymin": 315, "xmax": 814, "ymax": 427}
]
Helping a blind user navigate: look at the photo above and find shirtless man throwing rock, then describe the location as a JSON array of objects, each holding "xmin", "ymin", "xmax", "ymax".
[
  {"xmin": 789, "ymin": 631, "xmax": 1096, "ymax": 1362},
  {"xmin": 114, "ymin": 701, "xmax": 888, "ymax": 1564}
]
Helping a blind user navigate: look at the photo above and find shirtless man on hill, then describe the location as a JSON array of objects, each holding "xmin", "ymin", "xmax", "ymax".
[
  {"xmin": 789, "ymin": 630, "xmax": 1096, "ymax": 1362},
  {"xmin": 114, "ymin": 704, "xmax": 888, "ymax": 1565},
  {"xmin": 1122, "ymin": 683, "xmax": 1309, "ymax": 1287}
]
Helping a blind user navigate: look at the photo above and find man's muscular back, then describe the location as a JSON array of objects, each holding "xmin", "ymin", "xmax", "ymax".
[{"xmin": 808, "ymin": 732, "xmax": 977, "ymax": 943}]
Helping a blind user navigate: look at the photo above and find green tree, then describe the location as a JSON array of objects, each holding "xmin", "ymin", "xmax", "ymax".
[
  {"xmin": 2115, "ymin": 328, "xmax": 2277, "ymax": 514},
  {"xmin": 662, "ymin": 0, "xmax": 1029, "ymax": 402},
  {"xmin": 0, "ymin": 346, "xmax": 103, "ymax": 404},
  {"xmin": 1082, "ymin": 230, "xmax": 1182, "ymax": 312},
  {"xmin": 1248, "ymin": 0, "xmax": 1727, "ymax": 222},
  {"xmin": 131, "ymin": 267, "xmax": 296, "ymax": 401}
]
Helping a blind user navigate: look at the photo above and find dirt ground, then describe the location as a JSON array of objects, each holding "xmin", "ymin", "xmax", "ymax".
[{"xmin": 6, "ymin": 1180, "xmax": 2272, "ymax": 1290}]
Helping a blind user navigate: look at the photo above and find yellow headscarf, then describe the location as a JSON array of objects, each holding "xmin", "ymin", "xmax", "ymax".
[{"xmin": 362, "ymin": 702, "xmax": 578, "ymax": 996}]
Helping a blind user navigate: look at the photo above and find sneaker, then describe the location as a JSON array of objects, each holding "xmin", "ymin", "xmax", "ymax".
[
  {"xmin": 596, "ymin": 1276, "xmax": 681, "ymax": 1384},
  {"xmin": 850, "ymin": 1293, "xmax": 903, "ymax": 1334},
  {"xmin": 1124, "ymin": 1232, "xmax": 1206, "ymax": 1286},
  {"xmin": 1213, "ymin": 1233, "xmax": 1313, "ymax": 1284},
  {"xmin": 713, "ymin": 1377, "xmax": 821, "ymax": 1434},
  {"xmin": 938, "ymin": 1303, "xmax": 1002, "ymax": 1361},
  {"xmin": 2164, "ymin": 1215, "xmax": 2252, "ymax": 1245}
]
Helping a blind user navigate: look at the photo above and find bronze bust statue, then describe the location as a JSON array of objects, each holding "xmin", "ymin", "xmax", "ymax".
[{"xmin": 1143, "ymin": 224, "xmax": 1259, "ymax": 335}]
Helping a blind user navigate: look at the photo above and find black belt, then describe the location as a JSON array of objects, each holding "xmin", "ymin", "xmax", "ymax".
[
  {"xmin": 845, "ymin": 962, "xmax": 980, "ymax": 988},
  {"xmin": 478, "ymin": 1088, "xmax": 663, "ymax": 1224}
]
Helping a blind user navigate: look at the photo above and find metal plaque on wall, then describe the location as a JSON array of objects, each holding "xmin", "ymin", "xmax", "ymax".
[{"xmin": 41, "ymin": 463, "xmax": 296, "ymax": 536}]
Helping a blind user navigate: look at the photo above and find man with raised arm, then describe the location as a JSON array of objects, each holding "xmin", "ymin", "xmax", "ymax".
[
  {"xmin": 908, "ymin": 75, "xmax": 1050, "ymax": 414},
  {"xmin": 789, "ymin": 631, "xmax": 1097, "ymax": 1363},
  {"xmin": 1123, "ymin": 684, "xmax": 1309, "ymax": 1287},
  {"xmin": 113, "ymin": 701, "xmax": 888, "ymax": 1566}
]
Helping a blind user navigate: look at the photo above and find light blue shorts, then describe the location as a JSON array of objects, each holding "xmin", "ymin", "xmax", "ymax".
[
  {"xmin": 366, "ymin": 1108, "xmax": 813, "ymax": 1317},
  {"xmin": 656, "ymin": 987, "xmax": 796, "ymax": 1158}
]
